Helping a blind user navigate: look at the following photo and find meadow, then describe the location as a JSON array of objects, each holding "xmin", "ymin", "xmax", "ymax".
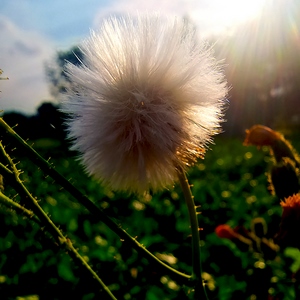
[
  {"xmin": 1, "ymin": 1, "xmax": 299, "ymax": 298},
  {"xmin": 1, "ymin": 129, "xmax": 298, "ymax": 300}
]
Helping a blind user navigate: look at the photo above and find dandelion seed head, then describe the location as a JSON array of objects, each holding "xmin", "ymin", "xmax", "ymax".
[{"xmin": 62, "ymin": 13, "xmax": 228, "ymax": 194}]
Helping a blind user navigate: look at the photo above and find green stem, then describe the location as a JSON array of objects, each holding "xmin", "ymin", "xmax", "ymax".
[
  {"xmin": 0, "ymin": 117, "xmax": 191, "ymax": 285},
  {"xmin": 177, "ymin": 166, "xmax": 208, "ymax": 299},
  {"xmin": 0, "ymin": 190, "xmax": 40, "ymax": 224},
  {"xmin": 0, "ymin": 142, "xmax": 117, "ymax": 300}
]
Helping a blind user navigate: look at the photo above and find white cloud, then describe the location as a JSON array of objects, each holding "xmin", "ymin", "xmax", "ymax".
[
  {"xmin": 92, "ymin": 0, "xmax": 265, "ymax": 38},
  {"xmin": 94, "ymin": 0, "xmax": 194, "ymax": 15},
  {"xmin": 92, "ymin": 0, "xmax": 225, "ymax": 37},
  {"xmin": 0, "ymin": 15, "xmax": 56, "ymax": 115}
]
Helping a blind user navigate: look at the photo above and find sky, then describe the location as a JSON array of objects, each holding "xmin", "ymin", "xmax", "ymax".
[{"xmin": 0, "ymin": 0, "xmax": 267, "ymax": 115}]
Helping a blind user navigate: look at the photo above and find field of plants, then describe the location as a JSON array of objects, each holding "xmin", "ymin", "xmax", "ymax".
[{"xmin": 0, "ymin": 127, "xmax": 300, "ymax": 300}]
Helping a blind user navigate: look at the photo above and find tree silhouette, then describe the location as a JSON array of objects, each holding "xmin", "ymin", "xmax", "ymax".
[{"xmin": 46, "ymin": 46, "xmax": 83, "ymax": 98}]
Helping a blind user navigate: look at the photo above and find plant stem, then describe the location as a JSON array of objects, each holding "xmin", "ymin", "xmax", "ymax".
[
  {"xmin": 0, "ymin": 141, "xmax": 117, "ymax": 300},
  {"xmin": 0, "ymin": 189, "xmax": 40, "ymax": 224},
  {"xmin": 0, "ymin": 117, "xmax": 191, "ymax": 285},
  {"xmin": 177, "ymin": 166, "xmax": 208, "ymax": 299}
]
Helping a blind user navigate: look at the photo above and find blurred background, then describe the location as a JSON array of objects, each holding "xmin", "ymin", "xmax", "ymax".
[
  {"xmin": 1, "ymin": 0, "xmax": 300, "ymax": 136},
  {"xmin": 1, "ymin": 0, "xmax": 300, "ymax": 299}
]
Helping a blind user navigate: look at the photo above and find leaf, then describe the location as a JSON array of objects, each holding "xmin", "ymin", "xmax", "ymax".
[
  {"xmin": 58, "ymin": 257, "xmax": 76, "ymax": 282},
  {"xmin": 284, "ymin": 247, "xmax": 300, "ymax": 273}
]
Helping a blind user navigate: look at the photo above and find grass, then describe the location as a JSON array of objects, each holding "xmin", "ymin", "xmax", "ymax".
[{"xmin": 0, "ymin": 135, "xmax": 297, "ymax": 299}]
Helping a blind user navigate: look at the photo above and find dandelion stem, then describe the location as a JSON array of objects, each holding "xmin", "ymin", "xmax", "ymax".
[
  {"xmin": 0, "ymin": 117, "xmax": 192, "ymax": 285},
  {"xmin": 177, "ymin": 166, "xmax": 208, "ymax": 299},
  {"xmin": 0, "ymin": 140, "xmax": 117, "ymax": 300}
]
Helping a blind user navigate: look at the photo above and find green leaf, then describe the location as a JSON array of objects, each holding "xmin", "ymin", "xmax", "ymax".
[
  {"xmin": 58, "ymin": 257, "xmax": 76, "ymax": 282},
  {"xmin": 284, "ymin": 247, "xmax": 300, "ymax": 273}
]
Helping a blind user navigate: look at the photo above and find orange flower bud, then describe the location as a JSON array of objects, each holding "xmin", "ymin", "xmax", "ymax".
[
  {"xmin": 275, "ymin": 194, "xmax": 300, "ymax": 249},
  {"xmin": 281, "ymin": 193, "xmax": 300, "ymax": 217},
  {"xmin": 244, "ymin": 125, "xmax": 281, "ymax": 147},
  {"xmin": 215, "ymin": 224, "xmax": 237, "ymax": 239},
  {"xmin": 215, "ymin": 224, "xmax": 253, "ymax": 251},
  {"xmin": 244, "ymin": 125, "xmax": 300, "ymax": 167}
]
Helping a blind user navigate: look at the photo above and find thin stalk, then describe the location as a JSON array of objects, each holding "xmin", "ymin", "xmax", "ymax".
[
  {"xmin": 0, "ymin": 142, "xmax": 117, "ymax": 300},
  {"xmin": 0, "ymin": 117, "xmax": 191, "ymax": 285},
  {"xmin": 0, "ymin": 190, "xmax": 41, "ymax": 224},
  {"xmin": 177, "ymin": 166, "xmax": 208, "ymax": 299}
]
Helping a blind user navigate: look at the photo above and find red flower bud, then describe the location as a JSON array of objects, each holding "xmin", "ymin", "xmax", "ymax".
[{"xmin": 215, "ymin": 224, "xmax": 237, "ymax": 239}]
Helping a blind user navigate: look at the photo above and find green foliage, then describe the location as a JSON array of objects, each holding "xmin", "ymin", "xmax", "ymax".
[
  {"xmin": 0, "ymin": 136, "xmax": 297, "ymax": 299},
  {"xmin": 284, "ymin": 248, "xmax": 300, "ymax": 273}
]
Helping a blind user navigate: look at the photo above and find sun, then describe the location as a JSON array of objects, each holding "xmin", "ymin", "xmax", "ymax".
[
  {"xmin": 218, "ymin": 0, "xmax": 267, "ymax": 25},
  {"xmin": 224, "ymin": 0, "xmax": 266, "ymax": 22}
]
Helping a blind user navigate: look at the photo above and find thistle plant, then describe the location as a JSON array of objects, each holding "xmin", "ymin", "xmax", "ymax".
[
  {"xmin": 244, "ymin": 124, "xmax": 300, "ymax": 203},
  {"xmin": 244, "ymin": 125, "xmax": 300, "ymax": 252},
  {"xmin": 62, "ymin": 13, "xmax": 227, "ymax": 298},
  {"xmin": 62, "ymin": 14, "xmax": 227, "ymax": 194},
  {"xmin": 0, "ymin": 13, "xmax": 228, "ymax": 300},
  {"xmin": 213, "ymin": 124, "xmax": 300, "ymax": 298}
]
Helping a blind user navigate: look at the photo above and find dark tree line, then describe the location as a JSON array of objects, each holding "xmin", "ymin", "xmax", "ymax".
[
  {"xmin": 2, "ymin": 102, "xmax": 67, "ymax": 145},
  {"xmin": 1, "ymin": 47, "xmax": 84, "ymax": 145}
]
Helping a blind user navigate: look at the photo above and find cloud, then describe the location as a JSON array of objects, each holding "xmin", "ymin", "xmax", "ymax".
[
  {"xmin": 95, "ymin": 0, "xmax": 194, "ymax": 15},
  {"xmin": 0, "ymin": 15, "xmax": 56, "ymax": 115},
  {"xmin": 92, "ymin": 0, "xmax": 266, "ymax": 39},
  {"xmin": 92, "ymin": 0, "xmax": 227, "ymax": 37}
]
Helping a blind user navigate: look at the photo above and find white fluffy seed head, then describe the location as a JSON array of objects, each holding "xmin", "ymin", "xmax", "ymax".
[{"xmin": 61, "ymin": 13, "xmax": 228, "ymax": 194}]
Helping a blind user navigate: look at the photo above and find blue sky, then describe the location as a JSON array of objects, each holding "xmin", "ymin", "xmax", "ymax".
[
  {"xmin": 1, "ymin": 0, "xmax": 108, "ymax": 45},
  {"xmin": 0, "ymin": 0, "xmax": 267, "ymax": 115}
]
